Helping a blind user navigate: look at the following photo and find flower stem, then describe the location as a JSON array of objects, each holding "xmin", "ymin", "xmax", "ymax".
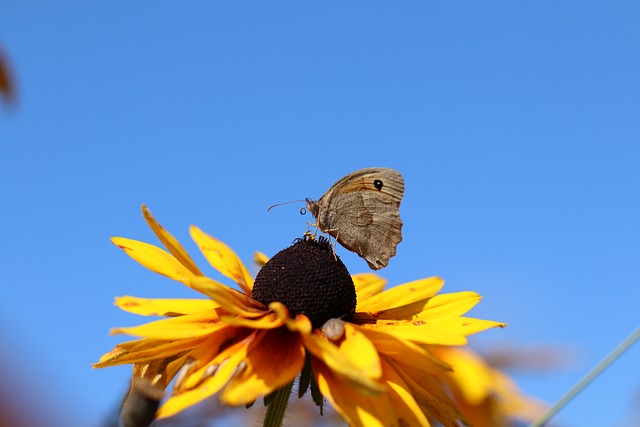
[
  {"xmin": 529, "ymin": 326, "xmax": 640, "ymax": 427},
  {"xmin": 263, "ymin": 381, "xmax": 294, "ymax": 427}
]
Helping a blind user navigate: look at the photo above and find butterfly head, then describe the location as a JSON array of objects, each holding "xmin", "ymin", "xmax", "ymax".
[{"xmin": 305, "ymin": 198, "xmax": 320, "ymax": 219}]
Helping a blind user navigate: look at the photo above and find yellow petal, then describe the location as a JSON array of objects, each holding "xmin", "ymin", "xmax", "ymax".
[
  {"xmin": 253, "ymin": 251, "xmax": 269, "ymax": 267},
  {"xmin": 190, "ymin": 277, "xmax": 266, "ymax": 317},
  {"xmin": 111, "ymin": 311, "xmax": 224, "ymax": 339},
  {"xmin": 425, "ymin": 317, "xmax": 506, "ymax": 338},
  {"xmin": 390, "ymin": 358, "xmax": 465, "ymax": 426},
  {"xmin": 414, "ymin": 291, "xmax": 482, "ymax": 319},
  {"xmin": 379, "ymin": 357, "xmax": 431, "ymax": 426},
  {"xmin": 303, "ymin": 333, "xmax": 385, "ymax": 395},
  {"xmin": 111, "ymin": 237, "xmax": 196, "ymax": 287},
  {"xmin": 93, "ymin": 337, "xmax": 204, "ymax": 368},
  {"xmin": 490, "ymin": 368, "xmax": 547, "ymax": 421},
  {"xmin": 312, "ymin": 359, "xmax": 397, "ymax": 427},
  {"xmin": 190, "ymin": 225, "xmax": 254, "ymax": 294},
  {"xmin": 356, "ymin": 326, "xmax": 451, "ymax": 373},
  {"xmin": 339, "ymin": 323, "xmax": 382, "ymax": 380},
  {"xmin": 357, "ymin": 277, "xmax": 444, "ymax": 313},
  {"xmin": 115, "ymin": 296, "xmax": 219, "ymax": 317},
  {"xmin": 352, "ymin": 273, "xmax": 387, "ymax": 300},
  {"xmin": 354, "ymin": 291, "xmax": 485, "ymax": 322},
  {"xmin": 358, "ymin": 320, "xmax": 468, "ymax": 346},
  {"xmin": 430, "ymin": 347, "xmax": 493, "ymax": 405},
  {"xmin": 142, "ymin": 205, "xmax": 203, "ymax": 276},
  {"xmin": 221, "ymin": 328, "xmax": 305, "ymax": 405}
]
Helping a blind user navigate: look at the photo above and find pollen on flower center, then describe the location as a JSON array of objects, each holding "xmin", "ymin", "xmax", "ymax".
[{"xmin": 252, "ymin": 235, "xmax": 356, "ymax": 329}]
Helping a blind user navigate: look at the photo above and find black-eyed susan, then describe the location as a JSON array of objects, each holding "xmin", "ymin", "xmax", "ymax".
[{"xmin": 95, "ymin": 206, "xmax": 506, "ymax": 427}]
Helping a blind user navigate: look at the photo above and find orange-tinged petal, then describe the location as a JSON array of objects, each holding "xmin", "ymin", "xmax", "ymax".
[
  {"xmin": 157, "ymin": 335, "xmax": 252, "ymax": 419},
  {"xmin": 303, "ymin": 333, "xmax": 385, "ymax": 395},
  {"xmin": 182, "ymin": 326, "xmax": 250, "ymax": 373},
  {"xmin": 357, "ymin": 277, "xmax": 444, "ymax": 313},
  {"xmin": 176, "ymin": 328, "xmax": 254, "ymax": 392},
  {"xmin": 352, "ymin": 273, "xmax": 387, "ymax": 300},
  {"xmin": 356, "ymin": 326, "xmax": 451, "ymax": 373},
  {"xmin": 221, "ymin": 327, "xmax": 305, "ymax": 405},
  {"xmin": 110, "ymin": 311, "xmax": 224, "ymax": 340},
  {"xmin": 115, "ymin": 296, "xmax": 219, "ymax": 317},
  {"xmin": 111, "ymin": 237, "xmax": 196, "ymax": 287},
  {"xmin": 190, "ymin": 225, "xmax": 254, "ymax": 294},
  {"xmin": 269, "ymin": 302, "xmax": 291, "ymax": 321},
  {"xmin": 165, "ymin": 354, "xmax": 191, "ymax": 387},
  {"xmin": 312, "ymin": 359, "xmax": 398, "ymax": 427},
  {"xmin": 94, "ymin": 337, "xmax": 203, "ymax": 368},
  {"xmin": 284, "ymin": 312, "xmax": 313, "ymax": 335},
  {"xmin": 142, "ymin": 205, "xmax": 203, "ymax": 276},
  {"xmin": 266, "ymin": 302, "xmax": 313, "ymax": 335},
  {"xmin": 190, "ymin": 277, "xmax": 266, "ymax": 317},
  {"xmin": 133, "ymin": 355, "xmax": 188, "ymax": 388},
  {"xmin": 220, "ymin": 312, "xmax": 285, "ymax": 329},
  {"xmin": 379, "ymin": 357, "xmax": 431, "ymax": 426}
]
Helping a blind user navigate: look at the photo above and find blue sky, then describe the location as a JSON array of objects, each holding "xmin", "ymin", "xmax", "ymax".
[{"xmin": 1, "ymin": 2, "xmax": 639, "ymax": 426}]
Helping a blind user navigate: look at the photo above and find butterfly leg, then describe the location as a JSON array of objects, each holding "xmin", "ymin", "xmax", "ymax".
[
  {"xmin": 324, "ymin": 227, "xmax": 340, "ymax": 261},
  {"xmin": 306, "ymin": 221, "xmax": 321, "ymax": 239}
]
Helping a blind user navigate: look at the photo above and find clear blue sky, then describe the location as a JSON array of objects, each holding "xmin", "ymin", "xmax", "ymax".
[{"xmin": 1, "ymin": 2, "xmax": 639, "ymax": 426}]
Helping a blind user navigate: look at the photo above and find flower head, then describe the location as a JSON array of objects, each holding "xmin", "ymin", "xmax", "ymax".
[
  {"xmin": 95, "ymin": 206, "xmax": 506, "ymax": 426},
  {"xmin": 251, "ymin": 235, "xmax": 356, "ymax": 329}
]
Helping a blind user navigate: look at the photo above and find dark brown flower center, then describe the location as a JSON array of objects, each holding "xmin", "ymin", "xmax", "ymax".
[{"xmin": 252, "ymin": 235, "xmax": 356, "ymax": 329}]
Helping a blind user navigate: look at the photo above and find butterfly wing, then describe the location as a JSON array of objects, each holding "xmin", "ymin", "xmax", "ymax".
[{"xmin": 310, "ymin": 168, "xmax": 404, "ymax": 270}]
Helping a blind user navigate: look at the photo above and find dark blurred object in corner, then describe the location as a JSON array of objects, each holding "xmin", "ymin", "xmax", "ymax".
[{"xmin": 0, "ymin": 45, "xmax": 17, "ymax": 107}]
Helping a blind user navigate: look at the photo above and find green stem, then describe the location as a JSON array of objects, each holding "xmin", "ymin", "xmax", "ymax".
[
  {"xmin": 263, "ymin": 381, "xmax": 294, "ymax": 427},
  {"xmin": 529, "ymin": 326, "xmax": 640, "ymax": 427}
]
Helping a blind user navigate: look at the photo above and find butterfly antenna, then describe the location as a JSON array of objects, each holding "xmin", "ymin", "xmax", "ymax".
[{"xmin": 267, "ymin": 199, "xmax": 306, "ymax": 212}]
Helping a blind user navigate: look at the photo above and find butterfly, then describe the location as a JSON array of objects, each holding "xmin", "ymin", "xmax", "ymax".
[{"xmin": 306, "ymin": 167, "xmax": 404, "ymax": 270}]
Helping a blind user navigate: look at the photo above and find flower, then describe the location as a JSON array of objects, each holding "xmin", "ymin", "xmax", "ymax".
[{"xmin": 95, "ymin": 205, "xmax": 506, "ymax": 426}]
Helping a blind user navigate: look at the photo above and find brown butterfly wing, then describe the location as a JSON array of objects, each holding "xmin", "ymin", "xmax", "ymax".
[{"xmin": 308, "ymin": 168, "xmax": 404, "ymax": 270}]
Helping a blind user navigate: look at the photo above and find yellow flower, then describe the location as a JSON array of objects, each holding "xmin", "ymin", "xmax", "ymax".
[
  {"xmin": 95, "ymin": 206, "xmax": 505, "ymax": 426},
  {"xmin": 429, "ymin": 346, "xmax": 547, "ymax": 427}
]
